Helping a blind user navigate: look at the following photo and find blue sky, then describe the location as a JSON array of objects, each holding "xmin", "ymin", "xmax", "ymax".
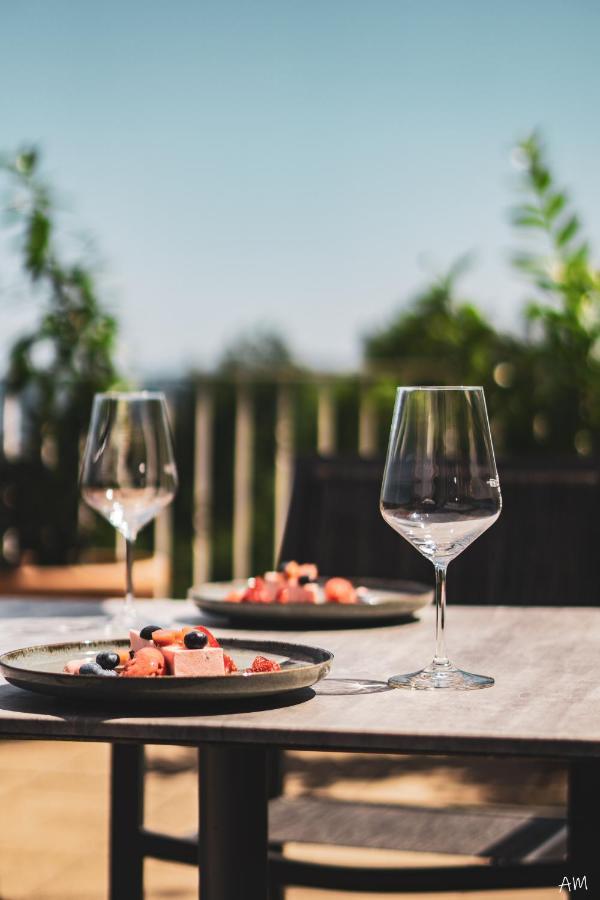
[{"xmin": 1, "ymin": 0, "xmax": 599, "ymax": 376}]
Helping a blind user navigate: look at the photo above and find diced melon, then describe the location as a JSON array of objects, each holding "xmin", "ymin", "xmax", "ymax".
[{"xmin": 287, "ymin": 583, "xmax": 319, "ymax": 604}]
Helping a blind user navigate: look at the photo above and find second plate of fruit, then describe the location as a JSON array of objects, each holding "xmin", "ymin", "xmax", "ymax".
[{"xmin": 190, "ymin": 561, "xmax": 432, "ymax": 625}]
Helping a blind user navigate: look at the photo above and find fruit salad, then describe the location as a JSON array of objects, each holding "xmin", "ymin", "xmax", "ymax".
[
  {"xmin": 63, "ymin": 625, "xmax": 281, "ymax": 678},
  {"xmin": 226, "ymin": 561, "xmax": 361, "ymax": 605}
]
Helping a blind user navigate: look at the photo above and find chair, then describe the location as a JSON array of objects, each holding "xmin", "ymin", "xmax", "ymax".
[
  {"xmin": 266, "ymin": 452, "xmax": 599, "ymax": 893},
  {"xmin": 110, "ymin": 453, "xmax": 597, "ymax": 895},
  {"xmin": 279, "ymin": 454, "xmax": 600, "ymax": 605}
]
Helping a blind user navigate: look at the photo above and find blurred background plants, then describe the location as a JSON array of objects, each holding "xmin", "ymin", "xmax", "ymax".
[
  {"xmin": 0, "ymin": 147, "xmax": 120, "ymax": 564},
  {"xmin": 1, "ymin": 134, "xmax": 599, "ymax": 583},
  {"xmin": 364, "ymin": 133, "xmax": 600, "ymax": 458}
]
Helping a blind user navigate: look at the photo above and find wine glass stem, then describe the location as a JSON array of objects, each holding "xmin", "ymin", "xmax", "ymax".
[
  {"xmin": 434, "ymin": 564, "xmax": 449, "ymax": 667},
  {"xmin": 125, "ymin": 538, "xmax": 135, "ymax": 618}
]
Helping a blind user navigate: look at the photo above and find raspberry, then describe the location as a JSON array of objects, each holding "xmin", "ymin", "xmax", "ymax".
[{"xmin": 248, "ymin": 655, "xmax": 281, "ymax": 673}]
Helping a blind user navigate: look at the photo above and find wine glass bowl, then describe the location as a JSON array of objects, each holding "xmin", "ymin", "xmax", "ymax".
[
  {"xmin": 380, "ymin": 387, "xmax": 501, "ymax": 690},
  {"xmin": 80, "ymin": 391, "xmax": 178, "ymax": 631}
]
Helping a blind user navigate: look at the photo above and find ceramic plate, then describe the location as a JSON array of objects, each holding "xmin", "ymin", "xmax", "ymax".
[
  {"xmin": 0, "ymin": 638, "xmax": 333, "ymax": 702},
  {"xmin": 189, "ymin": 578, "xmax": 432, "ymax": 626}
]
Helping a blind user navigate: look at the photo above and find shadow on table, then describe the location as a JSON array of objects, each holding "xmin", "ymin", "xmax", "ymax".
[
  {"xmin": 173, "ymin": 611, "xmax": 421, "ymax": 632},
  {"xmin": 0, "ymin": 682, "xmax": 316, "ymax": 721},
  {"xmin": 0, "ymin": 599, "xmax": 106, "ymax": 618},
  {"xmin": 315, "ymin": 678, "xmax": 392, "ymax": 695}
]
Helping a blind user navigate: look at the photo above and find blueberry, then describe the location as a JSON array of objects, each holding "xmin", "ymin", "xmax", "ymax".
[
  {"xmin": 298, "ymin": 575, "xmax": 311, "ymax": 585},
  {"xmin": 79, "ymin": 662, "xmax": 104, "ymax": 676},
  {"xmin": 183, "ymin": 630, "xmax": 208, "ymax": 649},
  {"xmin": 97, "ymin": 669, "xmax": 118, "ymax": 678},
  {"xmin": 140, "ymin": 624, "xmax": 161, "ymax": 640},
  {"xmin": 96, "ymin": 651, "xmax": 120, "ymax": 670}
]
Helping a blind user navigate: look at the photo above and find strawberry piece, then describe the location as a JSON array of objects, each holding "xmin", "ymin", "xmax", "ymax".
[
  {"xmin": 248, "ymin": 655, "xmax": 281, "ymax": 673},
  {"xmin": 283, "ymin": 561, "xmax": 300, "ymax": 580},
  {"xmin": 275, "ymin": 586, "xmax": 289, "ymax": 604},
  {"xmin": 152, "ymin": 628, "xmax": 183, "ymax": 647},
  {"xmin": 324, "ymin": 577, "xmax": 357, "ymax": 604},
  {"xmin": 152, "ymin": 625, "xmax": 220, "ymax": 648},
  {"xmin": 223, "ymin": 653, "xmax": 238, "ymax": 673}
]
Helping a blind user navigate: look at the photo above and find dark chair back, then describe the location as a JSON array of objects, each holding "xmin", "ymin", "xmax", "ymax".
[{"xmin": 279, "ymin": 455, "xmax": 600, "ymax": 605}]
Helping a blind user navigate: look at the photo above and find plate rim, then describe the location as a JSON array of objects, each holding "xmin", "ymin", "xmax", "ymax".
[{"xmin": 0, "ymin": 636, "xmax": 334, "ymax": 682}]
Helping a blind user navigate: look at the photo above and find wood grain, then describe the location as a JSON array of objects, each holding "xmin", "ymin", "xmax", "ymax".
[{"xmin": 0, "ymin": 599, "xmax": 598, "ymax": 759}]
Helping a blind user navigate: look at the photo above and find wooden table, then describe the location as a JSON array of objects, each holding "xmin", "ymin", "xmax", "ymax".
[{"xmin": 0, "ymin": 599, "xmax": 598, "ymax": 898}]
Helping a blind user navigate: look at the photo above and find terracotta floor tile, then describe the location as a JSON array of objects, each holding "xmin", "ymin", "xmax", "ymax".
[
  {"xmin": 0, "ymin": 847, "xmax": 90, "ymax": 900},
  {"xmin": 0, "ymin": 741, "xmax": 564, "ymax": 900}
]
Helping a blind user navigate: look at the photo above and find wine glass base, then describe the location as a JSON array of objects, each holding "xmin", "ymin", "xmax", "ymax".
[
  {"xmin": 388, "ymin": 663, "xmax": 494, "ymax": 691},
  {"xmin": 101, "ymin": 598, "xmax": 138, "ymax": 638}
]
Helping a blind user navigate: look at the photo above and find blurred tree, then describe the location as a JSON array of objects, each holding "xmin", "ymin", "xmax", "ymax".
[
  {"xmin": 510, "ymin": 132, "xmax": 600, "ymax": 454},
  {"xmin": 364, "ymin": 257, "xmax": 511, "ymax": 384},
  {"xmin": 217, "ymin": 327, "xmax": 294, "ymax": 375},
  {"xmin": 363, "ymin": 135, "xmax": 600, "ymax": 457},
  {"xmin": 363, "ymin": 260, "xmax": 526, "ymax": 453},
  {"xmin": 0, "ymin": 147, "xmax": 121, "ymax": 563}
]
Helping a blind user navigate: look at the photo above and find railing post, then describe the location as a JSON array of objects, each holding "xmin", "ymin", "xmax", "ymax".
[
  {"xmin": 317, "ymin": 382, "xmax": 336, "ymax": 455},
  {"xmin": 154, "ymin": 393, "xmax": 176, "ymax": 597},
  {"xmin": 273, "ymin": 380, "xmax": 294, "ymax": 563},
  {"xmin": 192, "ymin": 382, "xmax": 214, "ymax": 586},
  {"xmin": 233, "ymin": 381, "xmax": 254, "ymax": 579},
  {"xmin": 358, "ymin": 382, "xmax": 377, "ymax": 457},
  {"xmin": 2, "ymin": 392, "xmax": 23, "ymax": 460}
]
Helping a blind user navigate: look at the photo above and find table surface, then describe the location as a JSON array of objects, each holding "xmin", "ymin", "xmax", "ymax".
[{"xmin": 0, "ymin": 598, "xmax": 597, "ymax": 759}]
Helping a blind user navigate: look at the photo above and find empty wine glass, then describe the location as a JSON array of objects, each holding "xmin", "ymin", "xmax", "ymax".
[
  {"xmin": 80, "ymin": 391, "xmax": 178, "ymax": 632},
  {"xmin": 380, "ymin": 387, "xmax": 501, "ymax": 690}
]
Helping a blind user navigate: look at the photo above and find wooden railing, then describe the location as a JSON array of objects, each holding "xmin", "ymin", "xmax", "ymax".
[
  {"xmin": 180, "ymin": 375, "xmax": 377, "ymax": 584},
  {"xmin": 1, "ymin": 374, "xmax": 388, "ymax": 595}
]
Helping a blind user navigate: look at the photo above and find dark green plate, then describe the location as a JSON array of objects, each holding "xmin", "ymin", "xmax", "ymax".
[
  {"xmin": 190, "ymin": 578, "xmax": 432, "ymax": 626},
  {"xmin": 0, "ymin": 638, "xmax": 333, "ymax": 703}
]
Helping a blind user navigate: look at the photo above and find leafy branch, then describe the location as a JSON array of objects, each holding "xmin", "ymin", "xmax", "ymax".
[
  {"xmin": 511, "ymin": 133, "xmax": 600, "ymax": 335},
  {"xmin": 1, "ymin": 147, "xmax": 120, "ymax": 437}
]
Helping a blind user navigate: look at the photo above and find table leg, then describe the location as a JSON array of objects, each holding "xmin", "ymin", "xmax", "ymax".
[
  {"xmin": 199, "ymin": 743, "xmax": 269, "ymax": 900},
  {"xmin": 568, "ymin": 759, "xmax": 600, "ymax": 895},
  {"xmin": 110, "ymin": 743, "xmax": 144, "ymax": 900}
]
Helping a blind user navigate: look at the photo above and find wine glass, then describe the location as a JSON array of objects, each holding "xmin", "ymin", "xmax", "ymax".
[
  {"xmin": 380, "ymin": 387, "xmax": 501, "ymax": 690},
  {"xmin": 80, "ymin": 391, "xmax": 178, "ymax": 632}
]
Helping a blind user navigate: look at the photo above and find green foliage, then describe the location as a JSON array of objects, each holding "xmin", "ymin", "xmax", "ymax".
[
  {"xmin": 365, "ymin": 257, "xmax": 513, "ymax": 387},
  {"xmin": 364, "ymin": 134, "xmax": 600, "ymax": 457},
  {"xmin": 218, "ymin": 327, "xmax": 294, "ymax": 376},
  {"xmin": 2, "ymin": 148, "xmax": 120, "ymax": 432},
  {"xmin": 510, "ymin": 133, "xmax": 600, "ymax": 453},
  {"xmin": 1, "ymin": 147, "xmax": 121, "ymax": 562}
]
